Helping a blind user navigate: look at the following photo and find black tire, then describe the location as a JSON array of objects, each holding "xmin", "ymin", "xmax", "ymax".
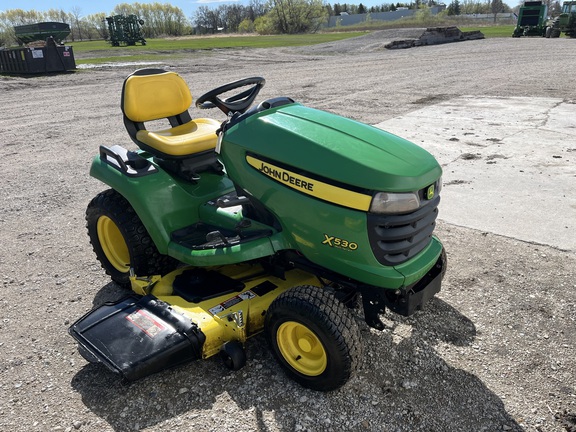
[
  {"xmin": 440, "ymin": 247, "xmax": 448, "ymax": 281},
  {"xmin": 86, "ymin": 189, "xmax": 178, "ymax": 286},
  {"xmin": 220, "ymin": 341, "xmax": 247, "ymax": 371},
  {"xmin": 265, "ymin": 285, "xmax": 362, "ymax": 391}
]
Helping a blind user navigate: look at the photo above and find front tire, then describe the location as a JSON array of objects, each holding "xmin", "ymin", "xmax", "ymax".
[
  {"xmin": 86, "ymin": 189, "xmax": 178, "ymax": 286},
  {"xmin": 220, "ymin": 341, "xmax": 247, "ymax": 371},
  {"xmin": 265, "ymin": 285, "xmax": 362, "ymax": 391},
  {"xmin": 440, "ymin": 247, "xmax": 448, "ymax": 280},
  {"xmin": 550, "ymin": 21, "xmax": 561, "ymax": 38}
]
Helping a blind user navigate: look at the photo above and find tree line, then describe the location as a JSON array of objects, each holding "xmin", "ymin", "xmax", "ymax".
[
  {"xmin": 0, "ymin": 3, "xmax": 193, "ymax": 45},
  {"xmin": 3, "ymin": 0, "xmax": 553, "ymax": 45},
  {"xmin": 329, "ymin": 2, "xmax": 413, "ymax": 15},
  {"xmin": 1, "ymin": 1, "xmax": 326, "ymax": 43},
  {"xmin": 445, "ymin": 0, "xmax": 562, "ymax": 15}
]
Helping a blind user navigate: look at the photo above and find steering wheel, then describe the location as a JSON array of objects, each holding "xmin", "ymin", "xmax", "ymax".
[{"xmin": 196, "ymin": 77, "xmax": 266, "ymax": 115}]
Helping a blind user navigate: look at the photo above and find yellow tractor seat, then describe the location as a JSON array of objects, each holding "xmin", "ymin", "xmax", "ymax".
[
  {"xmin": 135, "ymin": 118, "xmax": 221, "ymax": 157},
  {"xmin": 121, "ymin": 68, "xmax": 223, "ymax": 180}
]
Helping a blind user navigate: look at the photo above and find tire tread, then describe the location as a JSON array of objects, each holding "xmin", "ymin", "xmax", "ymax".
[
  {"xmin": 86, "ymin": 189, "xmax": 178, "ymax": 285},
  {"xmin": 266, "ymin": 285, "xmax": 362, "ymax": 391}
]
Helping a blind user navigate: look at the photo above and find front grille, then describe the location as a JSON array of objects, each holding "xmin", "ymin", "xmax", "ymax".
[{"xmin": 367, "ymin": 195, "xmax": 440, "ymax": 266}]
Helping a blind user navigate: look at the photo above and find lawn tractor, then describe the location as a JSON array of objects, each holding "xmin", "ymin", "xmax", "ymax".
[{"xmin": 69, "ymin": 69, "xmax": 446, "ymax": 391}]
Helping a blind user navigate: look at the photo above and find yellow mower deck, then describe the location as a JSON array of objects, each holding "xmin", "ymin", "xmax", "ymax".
[{"xmin": 130, "ymin": 264, "xmax": 321, "ymax": 359}]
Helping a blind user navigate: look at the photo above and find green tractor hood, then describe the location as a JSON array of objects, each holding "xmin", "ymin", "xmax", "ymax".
[{"xmin": 224, "ymin": 102, "xmax": 441, "ymax": 193}]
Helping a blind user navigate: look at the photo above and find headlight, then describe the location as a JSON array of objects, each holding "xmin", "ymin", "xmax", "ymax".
[{"xmin": 370, "ymin": 192, "xmax": 420, "ymax": 214}]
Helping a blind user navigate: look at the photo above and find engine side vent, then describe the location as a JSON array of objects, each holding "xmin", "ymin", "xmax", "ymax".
[{"xmin": 367, "ymin": 195, "xmax": 440, "ymax": 266}]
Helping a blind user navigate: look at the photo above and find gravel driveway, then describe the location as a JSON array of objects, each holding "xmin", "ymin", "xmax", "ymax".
[{"xmin": 0, "ymin": 31, "xmax": 575, "ymax": 432}]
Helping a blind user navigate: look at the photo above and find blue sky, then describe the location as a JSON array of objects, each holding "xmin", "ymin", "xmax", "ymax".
[
  {"xmin": 0, "ymin": 0, "xmax": 387, "ymax": 18},
  {"xmin": 1, "ymin": 0, "xmax": 243, "ymax": 17}
]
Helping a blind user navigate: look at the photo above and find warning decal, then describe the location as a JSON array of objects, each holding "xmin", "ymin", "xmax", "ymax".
[
  {"xmin": 126, "ymin": 309, "xmax": 165, "ymax": 338},
  {"xmin": 209, "ymin": 291, "xmax": 256, "ymax": 315}
]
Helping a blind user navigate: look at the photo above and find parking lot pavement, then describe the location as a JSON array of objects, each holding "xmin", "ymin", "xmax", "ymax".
[{"xmin": 376, "ymin": 96, "xmax": 576, "ymax": 251}]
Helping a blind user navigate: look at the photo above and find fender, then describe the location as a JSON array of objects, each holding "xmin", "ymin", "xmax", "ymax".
[{"xmin": 89, "ymin": 147, "xmax": 235, "ymax": 254}]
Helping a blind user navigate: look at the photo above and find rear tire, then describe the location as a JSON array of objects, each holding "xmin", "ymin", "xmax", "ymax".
[
  {"xmin": 86, "ymin": 189, "xmax": 178, "ymax": 286},
  {"xmin": 265, "ymin": 285, "xmax": 362, "ymax": 391}
]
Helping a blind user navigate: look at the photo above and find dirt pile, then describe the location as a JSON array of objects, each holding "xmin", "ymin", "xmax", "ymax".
[{"xmin": 385, "ymin": 26, "xmax": 485, "ymax": 49}]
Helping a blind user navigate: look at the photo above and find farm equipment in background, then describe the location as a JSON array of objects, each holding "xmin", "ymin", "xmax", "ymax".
[
  {"xmin": 546, "ymin": 0, "xmax": 576, "ymax": 37},
  {"xmin": 13, "ymin": 21, "xmax": 71, "ymax": 45},
  {"xmin": 513, "ymin": 1, "xmax": 548, "ymax": 37},
  {"xmin": 0, "ymin": 22, "xmax": 75, "ymax": 74},
  {"xmin": 105, "ymin": 15, "xmax": 146, "ymax": 46}
]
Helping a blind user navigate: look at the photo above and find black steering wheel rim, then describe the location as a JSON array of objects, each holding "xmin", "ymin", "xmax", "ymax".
[{"xmin": 196, "ymin": 77, "xmax": 266, "ymax": 115}]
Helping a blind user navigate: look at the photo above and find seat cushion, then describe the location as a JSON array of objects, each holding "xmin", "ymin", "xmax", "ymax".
[
  {"xmin": 123, "ymin": 71, "xmax": 193, "ymax": 122},
  {"xmin": 136, "ymin": 118, "xmax": 221, "ymax": 157}
]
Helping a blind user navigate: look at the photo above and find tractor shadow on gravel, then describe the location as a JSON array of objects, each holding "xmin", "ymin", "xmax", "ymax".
[{"xmin": 70, "ymin": 284, "xmax": 522, "ymax": 432}]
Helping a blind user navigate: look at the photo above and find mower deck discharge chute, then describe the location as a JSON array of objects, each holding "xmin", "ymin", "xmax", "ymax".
[{"xmin": 70, "ymin": 69, "xmax": 446, "ymax": 391}]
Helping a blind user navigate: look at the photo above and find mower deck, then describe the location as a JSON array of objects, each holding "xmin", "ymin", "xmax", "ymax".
[{"xmin": 69, "ymin": 264, "xmax": 320, "ymax": 381}]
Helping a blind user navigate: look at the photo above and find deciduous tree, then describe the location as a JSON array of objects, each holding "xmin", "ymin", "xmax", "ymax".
[{"xmin": 268, "ymin": 0, "xmax": 328, "ymax": 33}]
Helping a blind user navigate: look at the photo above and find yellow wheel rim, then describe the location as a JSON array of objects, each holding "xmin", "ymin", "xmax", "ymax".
[
  {"xmin": 276, "ymin": 321, "xmax": 327, "ymax": 376},
  {"xmin": 97, "ymin": 216, "xmax": 130, "ymax": 273}
]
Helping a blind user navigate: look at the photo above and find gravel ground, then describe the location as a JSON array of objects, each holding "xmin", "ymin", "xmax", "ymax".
[{"xmin": 1, "ymin": 31, "xmax": 575, "ymax": 432}]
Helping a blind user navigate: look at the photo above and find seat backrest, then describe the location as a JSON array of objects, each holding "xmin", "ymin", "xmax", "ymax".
[{"xmin": 122, "ymin": 69, "xmax": 192, "ymax": 123}]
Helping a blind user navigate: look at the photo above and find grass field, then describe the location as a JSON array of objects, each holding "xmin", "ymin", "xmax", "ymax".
[
  {"xmin": 73, "ymin": 32, "xmax": 367, "ymax": 64},
  {"xmin": 74, "ymin": 25, "xmax": 515, "ymax": 65},
  {"xmin": 460, "ymin": 25, "xmax": 515, "ymax": 37}
]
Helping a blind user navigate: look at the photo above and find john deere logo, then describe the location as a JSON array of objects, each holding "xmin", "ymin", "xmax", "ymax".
[
  {"xmin": 245, "ymin": 155, "xmax": 372, "ymax": 211},
  {"xmin": 426, "ymin": 185, "xmax": 435, "ymax": 200}
]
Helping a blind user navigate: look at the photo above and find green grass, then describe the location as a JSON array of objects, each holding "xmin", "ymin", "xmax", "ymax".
[
  {"xmin": 73, "ymin": 32, "xmax": 367, "ymax": 64},
  {"xmin": 75, "ymin": 54, "xmax": 181, "ymax": 65},
  {"xmin": 460, "ymin": 25, "xmax": 515, "ymax": 37},
  {"xmin": 73, "ymin": 25, "xmax": 517, "ymax": 65},
  {"xmin": 323, "ymin": 18, "xmax": 517, "ymax": 38}
]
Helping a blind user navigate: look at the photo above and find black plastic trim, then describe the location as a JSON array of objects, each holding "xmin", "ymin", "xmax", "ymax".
[
  {"xmin": 367, "ymin": 195, "xmax": 440, "ymax": 266},
  {"xmin": 99, "ymin": 145, "xmax": 158, "ymax": 177},
  {"xmin": 171, "ymin": 222, "xmax": 272, "ymax": 250},
  {"xmin": 68, "ymin": 295, "xmax": 205, "ymax": 381},
  {"xmin": 223, "ymin": 97, "xmax": 295, "ymax": 131}
]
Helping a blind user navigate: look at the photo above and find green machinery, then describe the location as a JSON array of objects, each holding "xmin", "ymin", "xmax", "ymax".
[
  {"xmin": 13, "ymin": 22, "xmax": 71, "ymax": 45},
  {"xmin": 69, "ymin": 70, "xmax": 446, "ymax": 391},
  {"xmin": 105, "ymin": 15, "xmax": 146, "ymax": 46},
  {"xmin": 546, "ymin": 1, "xmax": 576, "ymax": 37},
  {"xmin": 1, "ymin": 22, "xmax": 75, "ymax": 74},
  {"xmin": 513, "ymin": 1, "xmax": 548, "ymax": 37}
]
